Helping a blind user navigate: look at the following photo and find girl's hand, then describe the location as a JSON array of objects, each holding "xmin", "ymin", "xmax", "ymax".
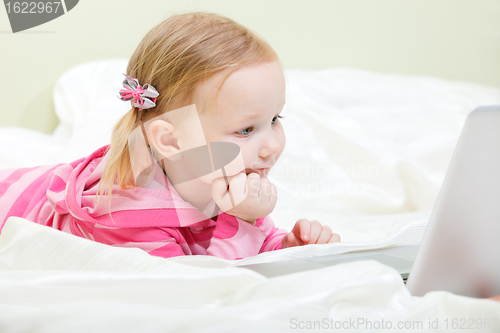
[
  {"xmin": 212, "ymin": 172, "xmax": 277, "ymax": 225},
  {"xmin": 281, "ymin": 219, "xmax": 341, "ymax": 249}
]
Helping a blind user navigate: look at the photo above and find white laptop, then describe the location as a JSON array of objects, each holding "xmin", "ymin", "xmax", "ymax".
[{"xmin": 239, "ymin": 105, "xmax": 500, "ymax": 298}]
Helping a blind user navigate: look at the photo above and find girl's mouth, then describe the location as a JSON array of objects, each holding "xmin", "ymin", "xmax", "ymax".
[{"xmin": 244, "ymin": 168, "xmax": 270, "ymax": 177}]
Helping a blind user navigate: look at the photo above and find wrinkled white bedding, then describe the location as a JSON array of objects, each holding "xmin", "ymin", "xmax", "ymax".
[{"xmin": 1, "ymin": 59, "xmax": 499, "ymax": 332}]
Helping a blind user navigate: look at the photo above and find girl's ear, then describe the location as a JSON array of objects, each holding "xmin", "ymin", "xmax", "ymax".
[{"xmin": 148, "ymin": 120, "xmax": 182, "ymax": 161}]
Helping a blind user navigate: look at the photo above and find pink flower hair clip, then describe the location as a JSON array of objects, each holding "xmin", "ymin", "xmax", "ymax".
[{"xmin": 118, "ymin": 74, "xmax": 159, "ymax": 109}]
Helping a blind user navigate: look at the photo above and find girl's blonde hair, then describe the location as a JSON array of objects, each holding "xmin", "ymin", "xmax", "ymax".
[{"xmin": 97, "ymin": 11, "xmax": 282, "ymax": 204}]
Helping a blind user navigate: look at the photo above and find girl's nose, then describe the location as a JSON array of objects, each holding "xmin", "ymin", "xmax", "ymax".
[{"xmin": 259, "ymin": 132, "xmax": 282, "ymax": 158}]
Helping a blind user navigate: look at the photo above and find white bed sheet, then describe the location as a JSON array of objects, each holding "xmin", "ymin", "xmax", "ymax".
[
  {"xmin": 1, "ymin": 59, "xmax": 500, "ymax": 332},
  {"xmin": 1, "ymin": 217, "xmax": 499, "ymax": 333}
]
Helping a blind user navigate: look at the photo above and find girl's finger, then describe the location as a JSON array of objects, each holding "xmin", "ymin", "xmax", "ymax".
[
  {"xmin": 283, "ymin": 232, "xmax": 303, "ymax": 248},
  {"xmin": 227, "ymin": 172, "xmax": 248, "ymax": 207},
  {"xmin": 281, "ymin": 233, "xmax": 291, "ymax": 249},
  {"xmin": 328, "ymin": 233, "xmax": 341, "ymax": 243},
  {"xmin": 246, "ymin": 173, "xmax": 261, "ymax": 197},
  {"xmin": 316, "ymin": 225, "xmax": 333, "ymax": 244},
  {"xmin": 259, "ymin": 176, "xmax": 270, "ymax": 196},
  {"xmin": 269, "ymin": 183, "xmax": 278, "ymax": 205},
  {"xmin": 292, "ymin": 219, "xmax": 310, "ymax": 243},
  {"xmin": 211, "ymin": 176, "xmax": 229, "ymax": 202},
  {"xmin": 308, "ymin": 220, "xmax": 322, "ymax": 244}
]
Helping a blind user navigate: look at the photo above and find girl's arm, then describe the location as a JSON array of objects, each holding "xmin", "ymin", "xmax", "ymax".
[
  {"xmin": 206, "ymin": 212, "xmax": 287, "ymax": 260},
  {"xmin": 91, "ymin": 213, "xmax": 285, "ymax": 260},
  {"xmin": 92, "ymin": 225, "xmax": 188, "ymax": 258},
  {"xmin": 256, "ymin": 215, "xmax": 288, "ymax": 253}
]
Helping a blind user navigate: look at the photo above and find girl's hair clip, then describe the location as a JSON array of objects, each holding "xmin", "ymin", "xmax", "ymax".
[{"xmin": 118, "ymin": 74, "xmax": 159, "ymax": 109}]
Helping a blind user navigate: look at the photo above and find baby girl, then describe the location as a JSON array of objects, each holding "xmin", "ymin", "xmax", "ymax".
[{"xmin": 0, "ymin": 11, "xmax": 340, "ymax": 260}]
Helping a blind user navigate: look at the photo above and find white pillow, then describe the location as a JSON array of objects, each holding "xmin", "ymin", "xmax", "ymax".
[{"xmin": 52, "ymin": 58, "xmax": 131, "ymax": 155}]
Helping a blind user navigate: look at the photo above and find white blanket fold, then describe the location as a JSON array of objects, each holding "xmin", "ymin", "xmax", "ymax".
[{"xmin": 1, "ymin": 217, "xmax": 499, "ymax": 333}]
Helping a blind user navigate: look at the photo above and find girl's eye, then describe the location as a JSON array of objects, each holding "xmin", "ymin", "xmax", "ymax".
[
  {"xmin": 236, "ymin": 116, "xmax": 284, "ymax": 136},
  {"xmin": 236, "ymin": 127, "xmax": 253, "ymax": 136},
  {"xmin": 271, "ymin": 115, "xmax": 283, "ymax": 125},
  {"xmin": 272, "ymin": 115, "xmax": 284, "ymax": 124}
]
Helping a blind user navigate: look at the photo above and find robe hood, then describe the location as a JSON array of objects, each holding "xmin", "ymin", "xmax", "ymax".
[{"xmin": 43, "ymin": 145, "xmax": 216, "ymax": 231}]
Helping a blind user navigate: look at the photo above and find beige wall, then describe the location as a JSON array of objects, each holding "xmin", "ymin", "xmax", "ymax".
[{"xmin": 1, "ymin": 0, "xmax": 499, "ymax": 134}]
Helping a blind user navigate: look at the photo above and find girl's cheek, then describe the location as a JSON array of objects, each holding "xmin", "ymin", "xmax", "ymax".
[
  {"xmin": 197, "ymin": 148, "xmax": 246, "ymax": 184},
  {"xmin": 277, "ymin": 128, "xmax": 286, "ymax": 158},
  {"xmin": 197, "ymin": 169, "xmax": 224, "ymax": 185}
]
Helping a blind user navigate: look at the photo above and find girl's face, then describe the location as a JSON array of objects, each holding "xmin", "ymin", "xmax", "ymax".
[{"xmin": 192, "ymin": 61, "xmax": 287, "ymax": 179}]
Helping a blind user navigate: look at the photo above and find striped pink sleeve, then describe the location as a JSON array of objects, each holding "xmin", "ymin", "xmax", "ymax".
[
  {"xmin": 91, "ymin": 225, "xmax": 189, "ymax": 258},
  {"xmin": 255, "ymin": 215, "xmax": 288, "ymax": 253},
  {"xmin": 207, "ymin": 212, "xmax": 288, "ymax": 260}
]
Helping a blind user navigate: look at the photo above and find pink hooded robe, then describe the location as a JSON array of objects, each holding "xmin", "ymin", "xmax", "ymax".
[{"xmin": 0, "ymin": 145, "xmax": 287, "ymax": 260}]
